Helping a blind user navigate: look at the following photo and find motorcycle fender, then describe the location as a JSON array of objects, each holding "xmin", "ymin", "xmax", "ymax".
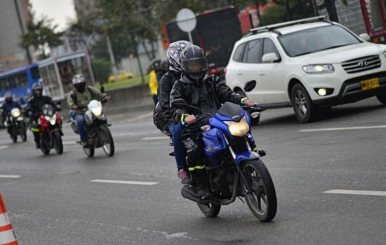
[
  {"xmin": 235, "ymin": 151, "xmax": 260, "ymax": 169},
  {"xmin": 85, "ymin": 111, "xmax": 93, "ymax": 125},
  {"xmin": 17, "ymin": 117, "xmax": 24, "ymax": 121}
]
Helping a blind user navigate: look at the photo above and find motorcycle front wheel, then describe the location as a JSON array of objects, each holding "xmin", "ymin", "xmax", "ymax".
[
  {"xmin": 20, "ymin": 124, "xmax": 27, "ymax": 142},
  {"xmin": 12, "ymin": 135, "xmax": 17, "ymax": 143},
  {"xmin": 40, "ymin": 140, "xmax": 50, "ymax": 155},
  {"xmin": 99, "ymin": 124, "xmax": 114, "ymax": 157},
  {"xmin": 53, "ymin": 131, "xmax": 63, "ymax": 154},
  {"xmin": 197, "ymin": 202, "xmax": 221, "ymax": 218},
  {"xmin": 241, "ymin": 159, "xmax": 277, "ymax": 222},
  {"xmin": 83, "ymin": 146, "xmax": 95, "ymax": 158}
]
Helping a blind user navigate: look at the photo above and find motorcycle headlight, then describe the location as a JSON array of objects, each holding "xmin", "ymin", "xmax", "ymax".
[
  {"xmin": 49, "ymin": 115, "xmax": 56, "ymax": 125},
  {"xmin": 12, "ymin": 111, "xmax": 20, "ymax": 118},
  {"xmin": 302, "ymin": 64, "xmax": 334, "ymax": 74},
  {"xmin": 91, "ymin": 105, "xmax": 102, "ymax": 117},
  {"xmin": 224, "ymin": 116, "xmax": 250, "ymax": 137}
]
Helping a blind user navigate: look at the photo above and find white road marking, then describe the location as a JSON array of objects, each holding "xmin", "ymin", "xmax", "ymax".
[
  {"xmin": 324, "ymin": 189, "xmax": 386, "ymax": 197},
  {"xmin": 300, "ymin": 125, "xmax": 386, "ymax": 132},
  {"xmin": 0, "ymin": 175, "xmax": 21, "ymax": 179},
  {"xmin": 90, "ymin": 179, "xmax": 159, "ymax": 185},
  {"xmin": 120, "ymin": 112, "xmax": 153, "ymax": 123},
  {"xmin": 141, "ymin": 136, "xmax": 170, "ymax": 141},
  {"xmin": 63, "ymin": 141, "xmax": 77, "ymax": 145},
  {"xmin": 0, "ymin": 145, "xmax": 10, "ymax": 150}
]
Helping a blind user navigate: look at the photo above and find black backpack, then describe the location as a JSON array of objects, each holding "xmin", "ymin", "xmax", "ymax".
[{"xmin": 153, "ymin": 102, "xmax": 171, "ymax": 136}]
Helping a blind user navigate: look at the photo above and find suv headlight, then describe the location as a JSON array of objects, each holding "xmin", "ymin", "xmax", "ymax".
[{"xmin": 302, "ymin": 64, "xmax": 334, "ymax": 74}]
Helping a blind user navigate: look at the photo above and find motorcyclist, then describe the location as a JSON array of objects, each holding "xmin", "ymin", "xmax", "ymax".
[
  {"xmin": 67, "ymin": 74, "xmax": 109, "ymax": 147},
  {"xmin": 158, "ymin": 40, "xmax": 192, "ymax": 184},
  {"xmin": 156, "ymin": 60, "xmax": 169, "ymax": 84},
  {"xmin": 25, "ymin": 83, "xmax": 55, "ymax": 148},
  {"xmin": 1, "ymin": 92, "xmax": 21, "ymax": 138},
  {"xmin": 149, "ymin": 59, "xmax": 161, "ymax": 105},
  {"xmin": 170, "ymin": 45, "xmax": 255, "ymax": 199}
]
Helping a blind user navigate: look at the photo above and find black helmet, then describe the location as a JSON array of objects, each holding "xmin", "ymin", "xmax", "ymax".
[
  {"xmin": 160, "ymin": 60, "xmax": 169, "ymax": 71},
  {"xmin": 5, "ymin": 92, "xmax": 12, "ymax": 102},
  {"xmin": 151, "ymin": 59, "xmax": 161, "ymax": 71},
  {"xmin": 180, "ymin": 45, "xmax": 207, "ymax": 81},
  {"xmin": 32, "ymin": 83, "xmax": 43, "ymax": 97},
  {"xmin": 167, "ymin": 41, "xmax": 192, "ymax": 72}
]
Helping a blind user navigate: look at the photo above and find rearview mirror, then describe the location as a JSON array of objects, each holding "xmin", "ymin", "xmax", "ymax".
[
  {"xmin": 359, "ymin": 33, "xmax": 371, "ymax": 42},
  {"xmin": 100, "ymin": 86, "xmax": 105, "ymax": 93},
  {"xmin": 262, "ymin": 53, "xmax": 280, "ymax": 63},
  {"xmin": 171, "ymin": 98, "xmax": 188, "ymax": 109},
  {"xmin": 244, "ymin": 80, "xmax": 256, "ymax": 92}
]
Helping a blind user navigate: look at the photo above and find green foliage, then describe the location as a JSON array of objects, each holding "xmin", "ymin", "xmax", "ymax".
[
  {"xmin": 19, "ymin": 19, "xmax": 63, "ymax": 59},
  {"xmin": 259, "ymin": 1, "xmax": 315, "ymax": 26},
  {"xmin": 92, "ymin": 59, "xmax": 112, "ymax": 84}
]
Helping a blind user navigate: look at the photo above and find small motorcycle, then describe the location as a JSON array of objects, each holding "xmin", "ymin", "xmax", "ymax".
[
  {"xmin": 38, "ymin": 103, "xmax": 63, "ymax": 155},
  {"xmin": 5, "ymin": 107, "xmax": 27, "ymax": 143},
  {"xmin": 69, "ymin": 87, "xmax": 114, "ymax": 158},
  {"xmin": 171, "ymin": 80, "xmax": 277, "ymax": 222}
]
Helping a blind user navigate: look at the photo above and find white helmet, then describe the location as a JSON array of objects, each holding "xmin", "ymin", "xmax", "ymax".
[
  {"xmin": 72, "ymin": 74, "xmax": 86, "ymax": 84},
  {"xmin": 167, "ymin": 41, "xmax": 192, "ymax": 72}
]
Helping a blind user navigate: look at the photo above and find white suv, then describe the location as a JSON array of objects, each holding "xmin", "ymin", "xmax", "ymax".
[{"xmin": 225, "ymin": 16, "xmax": 386, "ymax": 124}]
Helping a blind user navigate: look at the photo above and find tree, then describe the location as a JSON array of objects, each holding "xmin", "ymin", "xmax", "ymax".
[{"xmin": 19, "ymin": 18, "xmax": 63, "ymax": 59}]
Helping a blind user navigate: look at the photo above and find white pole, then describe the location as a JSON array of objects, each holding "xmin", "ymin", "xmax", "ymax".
[{"xmin": 188, "ymin": 31, "xmax": 194, "ymax": 44}]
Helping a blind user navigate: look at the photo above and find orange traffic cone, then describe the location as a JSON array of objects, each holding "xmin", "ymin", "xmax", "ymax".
[{"xmin": 0, "ymin": 191, "xmax": 18, "ymax": 245}]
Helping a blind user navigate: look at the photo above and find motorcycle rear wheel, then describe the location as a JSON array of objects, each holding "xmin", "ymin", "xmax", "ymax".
[
  {"xmin": 53, "ymin": 131, "xmax": 63, "ymax": 154},
  {"xmin": 197, "ymin": 202, "xmax": 221, "ymax": 218},
  {"xmin": 241, "ymin": 159, "xmax": 277, "ymax": 222},
  {"xmin": 99, "ymin": 124, "xmax": 115, "ymax": 157}
]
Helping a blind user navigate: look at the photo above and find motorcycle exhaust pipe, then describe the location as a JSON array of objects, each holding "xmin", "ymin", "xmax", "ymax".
[{"xmin": 181, "ymin": 186, "xmax": 210, "ymax": 205}]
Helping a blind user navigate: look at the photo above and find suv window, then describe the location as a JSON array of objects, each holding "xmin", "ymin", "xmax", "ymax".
[
  {"xmin": 243, "ymin": 39, "xmax": 262, "ymax": 63},
  {"xmin": 263, "ymin": 38, "xmax": 280, "ymax": 57},
  {"xmin": 233, "ymin": 43, "xmax": 246, "ymax": 62}
]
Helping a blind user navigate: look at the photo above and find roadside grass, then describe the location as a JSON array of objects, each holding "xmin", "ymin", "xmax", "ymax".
[{"xmin": 98, "ymin": 74, "xmax": 150, "ymax": 91}]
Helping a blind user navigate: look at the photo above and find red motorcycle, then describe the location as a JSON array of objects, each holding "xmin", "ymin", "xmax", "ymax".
[{"xmin": 38, "ymin": 103, "xmax": 63, "ymax": 155}]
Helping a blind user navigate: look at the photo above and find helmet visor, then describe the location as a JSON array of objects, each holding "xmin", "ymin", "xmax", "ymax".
[{"xmin": 181, "ymin": 57, "xmax": 207, "ymax": 74}]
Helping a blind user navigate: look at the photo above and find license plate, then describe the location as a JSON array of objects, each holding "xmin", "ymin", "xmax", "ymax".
[{"xmin": 361, "ymin": 78, "xmax": 380, "ymax": 91}]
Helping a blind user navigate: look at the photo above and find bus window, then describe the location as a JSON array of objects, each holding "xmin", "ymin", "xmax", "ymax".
[{"xmin": 31, "ymin": 66, "xmax": 41, "ymax": 80}]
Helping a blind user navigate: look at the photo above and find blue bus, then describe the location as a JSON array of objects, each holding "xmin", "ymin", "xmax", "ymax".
[{"xmin": 0, "ymin": 63, "xmax": 41, "ymax": 99}]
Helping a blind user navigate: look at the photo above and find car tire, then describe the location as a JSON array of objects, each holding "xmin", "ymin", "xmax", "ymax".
[
  {"xmin": 376, "ymin": 93, "xmax": 386, "ymax": 105},
  {"xmin": 291, "ymin": 84, "xmax": 319, "ymax": 123}
]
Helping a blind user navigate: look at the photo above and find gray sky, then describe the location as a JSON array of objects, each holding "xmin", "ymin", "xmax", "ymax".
[{"xmin": 29, "ymin": 0, "xmax": 77, "ymax": 31}]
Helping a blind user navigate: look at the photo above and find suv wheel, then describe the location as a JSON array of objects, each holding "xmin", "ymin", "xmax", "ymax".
[
  {"xmin": 291, "ymin": 84, "xmax": 318, "ymax": 123},
  {"xmin": 376, "ymin": 93, "xmax": 386, "ymax": 105}
]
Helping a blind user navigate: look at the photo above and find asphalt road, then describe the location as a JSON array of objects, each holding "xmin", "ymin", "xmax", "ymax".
[{"xmin": 0, "ymin": 97, "xmax": 385, "ymax": 245}]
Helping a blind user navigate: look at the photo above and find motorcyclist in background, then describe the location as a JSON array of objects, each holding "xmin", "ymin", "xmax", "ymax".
[
  {"xmin": 156, "ymin": 60, "xmax": 169, "ymax": 85},
  {"xmin": 1, "ymin": 92, "xmax": 21, "ymax": 138},
  {"xmin": 67, "ymin": 74, "xmax": 110, "ymax": 147},
  {"xmin": 170, "ymin": 45, "xmax": 255, "ymax": 199},
  {"xmin": 149, "ymin": 59, "xmax": 161, "ymax": 105},
  {"xmin": 25, "ymin": 83, "xmax": 55, "ymax": 148},
  {"xmin": 158, "ymin": 40, "xmax": 192, "ymax": 184}
]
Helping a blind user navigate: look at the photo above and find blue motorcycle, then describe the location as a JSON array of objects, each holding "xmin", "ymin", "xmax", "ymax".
[{"xmin": 172, "ymin": 81, "xmax": 277, "ymax": 222}]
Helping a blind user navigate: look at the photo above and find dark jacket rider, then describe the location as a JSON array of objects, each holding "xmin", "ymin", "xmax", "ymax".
[
  {"xmin": 25, "ymin": 83, "xmax": 55, "ymax": 148},
  {"xmin": 2, "ymin": 92, "xmax": 21, "ymax": 135},
  {"xmin": 170, "ymin": 45, "xmax": 255, "ymax": 199}
]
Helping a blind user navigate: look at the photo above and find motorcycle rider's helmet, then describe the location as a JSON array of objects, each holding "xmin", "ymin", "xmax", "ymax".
[
  {"xmin": 151, "ymin": 59, "xmax": 161, "ymax": 71},
  {"xmin": 160, "ymin": 60, "xmax": 169, "ymax": 72},
  {"xmin": 167, "ymin": 40, "xmax": 192, "ymax": 73},
  {"xmin": 4, "ymin": 92, "xmax": 13, "ymax": 102},
  {"xmin": 32, "ymin": 82, "xmax": 43, "ymax": 97},
  {"xmin": 72, "ymin": 74, "xmax": 86, "ymax": 93},
  {"xmin": 180, "ymin": 45, "xmax": 208, "ymax": 82}
]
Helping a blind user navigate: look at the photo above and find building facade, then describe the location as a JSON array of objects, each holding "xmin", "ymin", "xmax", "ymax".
[{"xmin": 0, "ymin": 0, "xmax": 32, "ymax": 72}]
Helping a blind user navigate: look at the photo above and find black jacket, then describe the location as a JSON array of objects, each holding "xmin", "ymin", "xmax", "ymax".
[
  {"xmin": 170, "ymin": 74, "xmax": 246, "ymax": 123},
  {"xmin": 158, "ymin": 71, "xmax": 181, "ymax": 124},
  {"xmin": 25, "ymin": 96, "xmax": 54, "ymax": 119}
]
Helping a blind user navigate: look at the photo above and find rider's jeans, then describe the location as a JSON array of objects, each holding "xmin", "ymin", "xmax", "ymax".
[
  {"xmin": 168, "ymin": 123, "xmax": 187, "ymax": 170},
  {"xmin": 75, "ymin": 114, "xmax": 87, "ymax": 142}
]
